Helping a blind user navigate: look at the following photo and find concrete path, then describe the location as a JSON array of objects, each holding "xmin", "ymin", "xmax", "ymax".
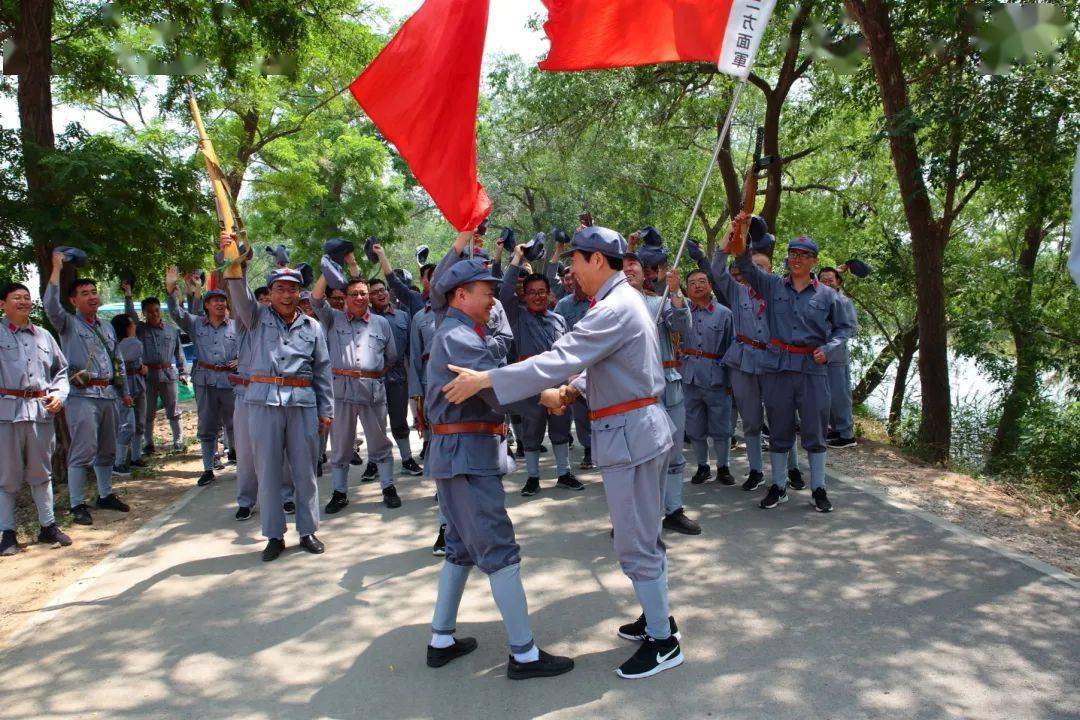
[{"xmin": 2, "ymin": 444, "xmax": 1077, "ymax": 720}]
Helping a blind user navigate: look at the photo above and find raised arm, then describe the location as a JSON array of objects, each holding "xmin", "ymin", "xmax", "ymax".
[
  {"xmin": 708, "ymin": 250, "xmax": 740, "ymax": 308},
  {"xmin": 44, "ymin": 253, "xmax": 70, "ymax": 333},
  {"xmin": 430, "ymin": 231, "xmax": 473, "ymax": 313},
  {"xmin": 498, "ymin": 256, "xmax": 524, "ymax": 324},
  {"xmin": 733, "ymin": 241, "xmax": 777, "ymax": 299}
]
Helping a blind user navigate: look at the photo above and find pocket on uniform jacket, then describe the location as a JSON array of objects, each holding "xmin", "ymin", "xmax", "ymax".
[{"xmin": 593, "ymin": 413, "xmax": 632, "ymax": 468}]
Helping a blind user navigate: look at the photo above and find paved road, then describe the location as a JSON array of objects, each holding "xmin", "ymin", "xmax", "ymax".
[{"xmin": 2, "ymin": 443, "xmax": 1077, "ymax": 720}]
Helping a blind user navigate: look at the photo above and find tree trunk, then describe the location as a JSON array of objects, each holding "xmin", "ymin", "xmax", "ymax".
[
  {"xmin": 852, "ymin": 333, "xmax": 898, "ymax": 407},
  {"xmin": 845, "ymin": 0, "xmax": 951, "ymax": 463},
  {"xmin": 13, "ymin": 0, "xmax": 56, "ymax": 298},
  {"xmin": 887, "ymin": 323, "xmax": 919, "ymax": 438},
  {"xmin": 985, "ymin": 224, "xmax": 1043, "ymax": 472}
]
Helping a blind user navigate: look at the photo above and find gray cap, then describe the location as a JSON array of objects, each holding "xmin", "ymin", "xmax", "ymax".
[
  {"xmin": 321, "ymin": 255, "xmax": 348, "ymax": 291},
  {"xmin": 562, "ymin": 226, "xmax": 627, "ymax": 260},
  {"xmin": 521, "ymin": 232, "xmax": 547, "ymax": 263},
  {"xmin": 267, "ymin": 268, "xmax": 304, "ymax": 286},
  {"xmin": 266, "ymin": 244, "xmax": 290, "ymax": 267},
  {"xmin": 433, "ymin": 258, "xmax": 499, "ymax": 296},
  {"xmin": 54, "ymin": 246, "xmax": 89, "ymax": 268}
]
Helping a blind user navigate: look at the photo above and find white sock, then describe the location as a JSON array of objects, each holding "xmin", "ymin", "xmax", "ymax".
[
  {"xmin": 430, "ymin": 633, "xmax": 455, "ymax": 649},
  {"xmin": 512, "ymin": 646, "xmax": 539, "ymax": 663}
]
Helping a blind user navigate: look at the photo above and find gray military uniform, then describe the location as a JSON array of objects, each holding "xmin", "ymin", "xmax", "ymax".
[
  {"xmin": 643, "ymin": 293, "xmax": 691, "ymax": 516},
  {"xmin": 828, "ymin": 294, "xmax": 857, "ymax": 439},
  {"xmin": 227, "ymin": 278, "xmax": 334, "ymax": 541},
  {"xmin": 45, "ymin": 283, "xmax": 122, "ymax": 507},
  {"xmin": 499, "ymin": 263, "xmax": 573, "ymax": 480},
  {"xmin": 681, "ymin": 301, "xmax": 734, "ymax": 469},
  {"xmin": 553, "ymin": 293, "xmax": 593, "ymax": 454},
  {"xmin": 124, "ymin": 297, "xmax": 184, "ymax": 450},
  {"xmin": 735, "ymin": 248, "xmax": 855, "ymax": 490},
  {"xmin": 115, "ymin": 336, "xmax": 145, "ymax": 466},
  {"xmin": 488, "ymin": 270, "xmax": 676, "ymax": 642},
  {"xmin": 313, "ymin": 298, "xmax": 397, "ymax": 492},
  {"xmin": 0, "ymin": 321, "xmax": 69, "ymax": 532},
  {"xmin": 167, "ymin": 292, "xmax": 238, "ymax": 472}
]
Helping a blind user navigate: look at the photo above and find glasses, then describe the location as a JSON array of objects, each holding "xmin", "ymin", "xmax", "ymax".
[{"xmin": 788, "ymin": 250, "xmax": 815, "ymax": 260}]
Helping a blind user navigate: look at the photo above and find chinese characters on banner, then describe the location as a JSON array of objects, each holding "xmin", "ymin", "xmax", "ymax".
[{"xmin": 719, "ymin": 0, "xmax": 777, "ymax": 78}]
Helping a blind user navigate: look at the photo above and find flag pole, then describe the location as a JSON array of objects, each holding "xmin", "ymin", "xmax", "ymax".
[{"xmin": 654, "ymin": 78, "xmax": 746, "ymax": 323}]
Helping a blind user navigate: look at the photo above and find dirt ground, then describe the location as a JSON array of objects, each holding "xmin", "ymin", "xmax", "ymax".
[
  {"xmin": 2, "ymin": 407, "xmax": 1076, "ymax": 647},
  {"xmin": 0, "ymin": 403, "xmax": 204, "ymax": 645}
]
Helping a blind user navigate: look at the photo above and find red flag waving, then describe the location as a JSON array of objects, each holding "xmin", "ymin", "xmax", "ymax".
[
  {"xmin": 350, "ymin": 0, "xmax": 492, "ymax": 231},
  {"xmin": 539, "ymin": 0, "xmax": 775, "ymax": 79}
]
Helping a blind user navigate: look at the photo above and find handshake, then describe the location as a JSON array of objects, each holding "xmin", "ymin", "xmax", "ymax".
[{"xmin": 539, "ymin": 384, "xmax": 580, "ymax": 415}]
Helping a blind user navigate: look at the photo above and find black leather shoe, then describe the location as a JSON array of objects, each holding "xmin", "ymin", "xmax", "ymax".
[
  {"xmin": 37, "ymin": 524, "xmax": 72, "ymax": 547},
  {"xmin": 715, "ymin": 465, "xmax": 736, "ymax": 486},
  {"xmin": 662, "ymin": 508, "xmax": 702, "ymax": 535},
  {"xmin": 299, "ymin": 534, "xmax": 325, "ymax": 554},
  {"xmin": 0, "ymin": 530, "xmax": 17, "ymax": 556},
  {"xmin": 507, "ymin": 649, "xmax": 574, "ymax": 680},
  {"xmin": 426, "ymin": 637, "xmax": 478, "ymax": 667},
  {"xmin": 325, "ymin": 490, "xmax": 349, "ymax": 514},
  {"xmin": 71, "ymin": 504, "xmax": 93, "ymax": 525},
  {"xmin": 361, "ymin": 461, "xmax": 378, "ymax": 482},
  {"xmin": 197, "ymin": 470, "xmax": 215, "ymax": 486},
  {"xmin": 690, "ymin": 464, "xmax": 711, "ymax": 484},
  {"xmin": 262, "ymin": 538, "xmax": 285, "ymax": 562},
  {"xmin": 383, "ymin": 485, "xmax": 402, "ymax": 509},
  {"xmin": 96, "ymin": 494, "xmax": 130, "ymax": 512}
]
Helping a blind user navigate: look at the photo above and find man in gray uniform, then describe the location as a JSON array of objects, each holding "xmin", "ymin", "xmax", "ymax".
[
  {"xmin": 367, "ymin": 277, "xmax": 423, "ymax": 478},
  {"xmin": 226, "ymin": 261, "xmax": 334, "ymax": 561},
  {"xmin": 624, "ymin": 248, "xmax": 698, "ymax": 536},
  {"xmin": 0, "ymin": 282, "xmax": 72, "ymax": 555},
  {"xmin": 818, "ymin": 267, "xmax": 858, "ymax": 449},
  {"xmin": 734, "ymin": 234, "xmax": 855, "ymax": 512},
  {"xmin": 223, "ymin": 266, "xmax": 296, "ymax": 522},
  {"xmin": 423, "ymin": 236, "xmax": 573, "ymax": 681},
  {"xmin": 123, "ymin": 288, "xmax": 185, "ymax": 454},
  {"xmin": 552, "ymin": 268, "xmax": 594, "ymax": 469},
  {"xmin": 500, "ymin": 244, "xmax": 582, "ymax": 496},
  {"xmin": 46, "ymin": 253, "xmax": 132, "ymax": 525},
  {"xmin": 706, "ymin": 244, "xmax": 803, "ymax": 491},
  {"xmin": 407, "ymin": 296, "xmax": 444, "ymax": 553},
  {"xmin": 311, "ymin": 273, "xmax": 401, "ymax": 511},
  {"xmin": 445, "ymin": 227, "xmax": 685, "ymax": 680},
  {"xmin": 166, "ymin": 267, "xmax": 239, "ymax": 487},
  {"xmin": 680, "ymin": 269, "xmax": 735, "ymax": 486}
]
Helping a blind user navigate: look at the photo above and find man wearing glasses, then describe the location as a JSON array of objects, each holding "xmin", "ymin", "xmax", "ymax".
[
  {"xmin": 500, "ymin": 243, "xmax": 582, "ymax": 496},
  {"xmin": 733, "ymin": 231, "xmax": 855, "ymax": 513}
]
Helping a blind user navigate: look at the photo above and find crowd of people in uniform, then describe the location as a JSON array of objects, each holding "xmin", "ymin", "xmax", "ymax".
[{"xmin": 0, "ymin": 209, "xmax": 860, "ymax": 682}]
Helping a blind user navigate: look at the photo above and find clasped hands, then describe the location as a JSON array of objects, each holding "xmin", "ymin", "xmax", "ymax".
[{"xmin": 444, "ymin": 365, "xmax": 578, "ymax": 415}]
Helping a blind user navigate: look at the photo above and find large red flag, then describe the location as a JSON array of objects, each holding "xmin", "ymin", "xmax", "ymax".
[
  {"xmin": 539, "ymin": 0, "xmax": 775, "ymax": 79},
  {"xmin": 350, "ymin": 0, "xmax": 491, "ymax": 231}
]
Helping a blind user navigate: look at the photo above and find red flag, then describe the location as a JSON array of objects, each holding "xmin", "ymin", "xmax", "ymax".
[
  {"xmin": 350, "ymin": 0, "xmax": 491, "ymax": 231},
  {"xmin": 539, "ymin": 0, "xmax": 775, "ymax": 79}
]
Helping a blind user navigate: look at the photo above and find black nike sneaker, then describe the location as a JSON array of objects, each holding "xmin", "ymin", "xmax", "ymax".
[
  {"xmin": 812, "ymin": 487, "xmax": 833, "ymax": 513},
  {"xmin": 617, "ymin": 614, "xmax": 681, "ymax": 642},
  {"xmin": 759, "ymin": 484, "xmax": 788, "ymax": 509},
  {"xmin": 616, "ymin": 634, "xmax": 684, "ymax": 679}
]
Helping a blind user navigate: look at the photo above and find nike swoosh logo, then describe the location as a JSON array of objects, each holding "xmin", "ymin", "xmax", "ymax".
[{"xmin": 656, "ymin": 646, "xmax": 679, "ymax": 664}]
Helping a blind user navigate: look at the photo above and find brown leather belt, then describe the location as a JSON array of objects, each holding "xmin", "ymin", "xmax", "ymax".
[
  {"xmin": 85, "ymin": 379, "xmax": 111, "ymax": 387},
  {"xmin": 145, "ymin": 363, "xmax": 172, "ymax": 370},
  {"xmin": 769, "ymin": 339, "xmax": 815, "ymax": 355},
  {"xmin": 431, "ymin": 422, "xmax": 507, "ymax": 437},
  {"xmin": 662, "ymin": 360, "xmax": 681, "ymax": 369},
  {"xmin": 332, "ymin": 368, "xmax": 383, "ymax": 380},
  {"xmin": 197, "ymin": 361, "xmax": 233, "ymax": 372},
  {"xmin": 0, "ymin": 388, "xmax": 46, "ymax": 399},
  {"xmin": 228, "ymin": 375, "xmax": 250, "ymax": 387},
  {"xmin": 589, "ymin": 397, "xmax": 657, "ymax": 421},
  {"xmin": 250, "ymin": 375, "xmax": 313, "ymax": 388},
  {"xmin": 681, "ymin": 348, "xmax": 722, "ymax": 360},
  {"xmin": 736, "ymin": 334, "xmax": 768, "ymax": 350}
]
